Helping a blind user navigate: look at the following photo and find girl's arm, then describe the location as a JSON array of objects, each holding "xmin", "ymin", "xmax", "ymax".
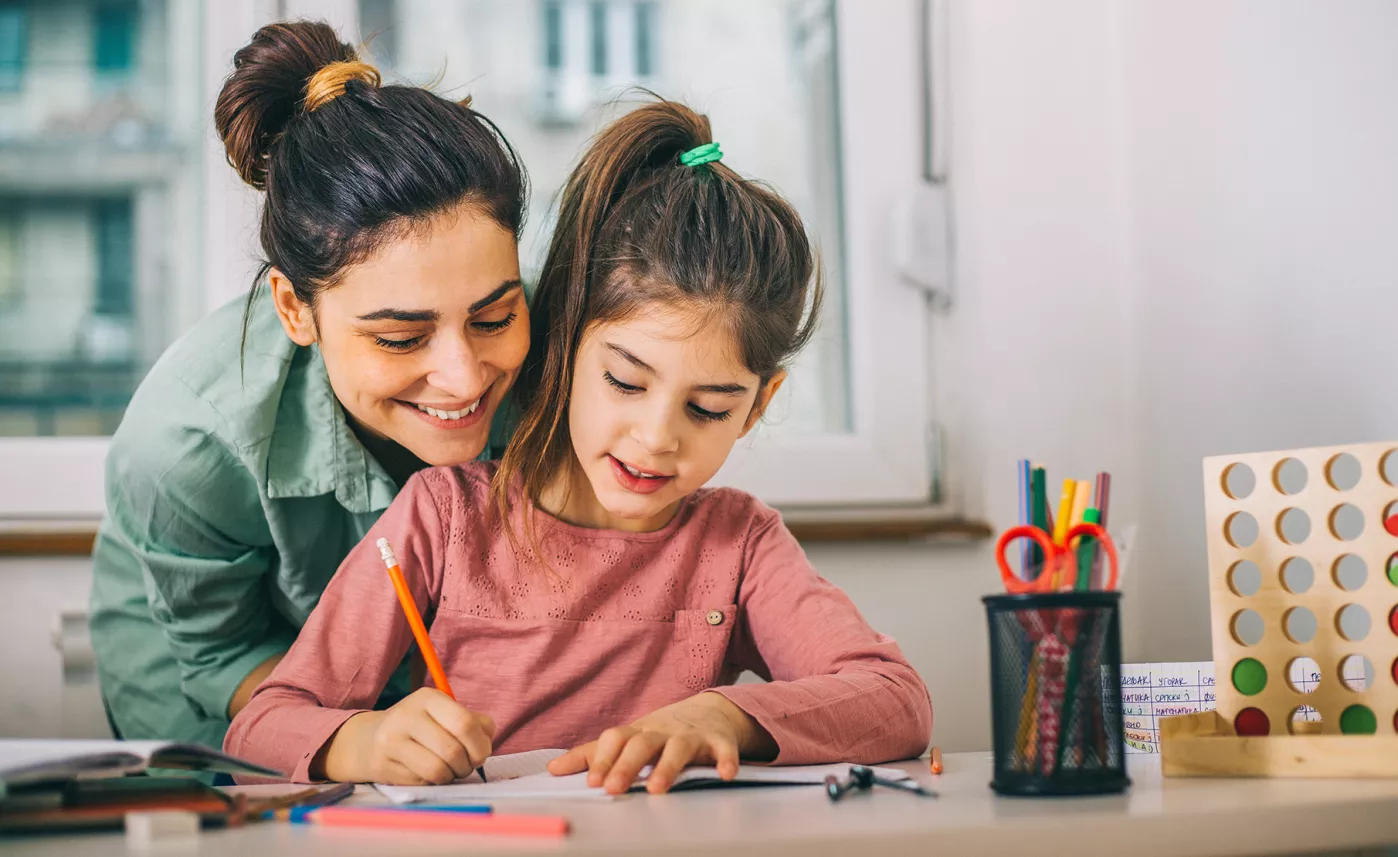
[
  {"xmin": 223, "ymin": 470, "xmax": 452, "ymax": 782},
  {"xmin": 710, "ymin": 505, "xmax": 934, "ymax": 765}
]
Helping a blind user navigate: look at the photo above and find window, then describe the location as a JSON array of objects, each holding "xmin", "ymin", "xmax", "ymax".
[
  {"xmin": 0, "ymin": 1, "xmax": 22, "ymax": 93},
  {"xmin": 93, "ymin": 1, "xmax": 138, "ymax": 76},
  {"xmin": 355, "ymin": 0, "xmax": 933, "ymax": 506},
  {"xmin": 0, "ymin": 0, "xmax": 204, "ymax": 517}
]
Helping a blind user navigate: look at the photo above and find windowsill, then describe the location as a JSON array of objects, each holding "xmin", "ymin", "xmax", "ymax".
[{"xmin": 0, "ymin": 510, "xmax": 994, "ymax": 556}]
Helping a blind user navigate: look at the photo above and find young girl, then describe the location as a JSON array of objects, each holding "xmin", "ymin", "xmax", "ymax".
[{"xmin": 226, "ymin": 101, "xmax": 933, "ymax": 794}]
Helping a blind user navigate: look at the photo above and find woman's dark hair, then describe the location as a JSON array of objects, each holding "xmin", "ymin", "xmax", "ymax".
[
  {"xmin": 214, "ymin": 20, "xmax": 527, "ymax": 340},
  {"xmin": 493, "ymin": 97, "xmax": 822, "ymax": 534}
]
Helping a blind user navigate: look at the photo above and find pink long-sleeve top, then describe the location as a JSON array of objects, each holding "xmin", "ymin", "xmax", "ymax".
[{"xmin": 225, "ymin": 463, "xmax": 932, "ymax": 782}]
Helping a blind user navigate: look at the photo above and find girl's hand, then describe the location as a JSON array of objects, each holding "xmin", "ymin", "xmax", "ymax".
[
  {"xmin": 318, "ymin": 687, "xmax": 495, "ymax": 784},
  {"xmin": 546, "ymin": 692, "xmax": 776, "ymax": 794}
]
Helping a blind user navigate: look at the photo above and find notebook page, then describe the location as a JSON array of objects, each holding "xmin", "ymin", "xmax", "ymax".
[{"xmin": 376, "ymin": 761, "xmax": 910, "ymax": 804}]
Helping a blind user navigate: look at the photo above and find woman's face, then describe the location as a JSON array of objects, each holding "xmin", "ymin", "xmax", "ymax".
[{"xmin": 271, "ymin": 205, "xmax": 529, "ymax": 467}]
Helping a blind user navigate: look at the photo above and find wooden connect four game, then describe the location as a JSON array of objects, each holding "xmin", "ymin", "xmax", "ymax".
[{"xmin": 1159, "ymin": 440, "xmax": 1398, "ymax": 777}]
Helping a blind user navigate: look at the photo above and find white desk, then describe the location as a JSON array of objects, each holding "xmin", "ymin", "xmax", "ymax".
[{"xmin": 8, "ymin": 753, "xmax": 1398, "ymax": 857}]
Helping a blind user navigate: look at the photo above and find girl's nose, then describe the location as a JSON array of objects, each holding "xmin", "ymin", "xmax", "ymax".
[{"xmin": 632, "ymin": 402, "xmax": 681, "ymax": 455}]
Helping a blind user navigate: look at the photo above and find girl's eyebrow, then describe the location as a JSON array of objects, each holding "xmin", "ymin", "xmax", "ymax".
[
  {"xmin": 356, "ymin": 280, "xmax": 523, "ymax": 321},
  {"xmin": 605, "ymin": 342, "xmax": 750, "ymax": 395}
]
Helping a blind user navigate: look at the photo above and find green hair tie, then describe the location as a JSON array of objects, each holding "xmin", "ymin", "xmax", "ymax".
[{"xmin": 679, "ymin": 142, "xmax": 723, "ymax": 168}]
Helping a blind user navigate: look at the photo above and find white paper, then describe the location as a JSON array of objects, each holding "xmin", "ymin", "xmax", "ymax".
[{"xmin": 376, "ymin": 757, "xmax": 909, "ymax": 804}]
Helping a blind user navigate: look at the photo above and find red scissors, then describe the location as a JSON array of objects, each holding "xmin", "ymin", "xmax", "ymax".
[{"xmin": 995, "ymin": 523, "xmax": 1119, "ymax": 594}]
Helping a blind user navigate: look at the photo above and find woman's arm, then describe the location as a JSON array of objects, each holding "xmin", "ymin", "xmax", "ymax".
[
  {"xmin": 224, "ymin": 469, "xmax": 475, "ymax": 782},
  {"xmin": 100, "ymin": 408, "xmax": 292, "ymax": 722},
  {"xmin": 710, "ymin": 504, "xmax": 934, "ymax": 765}
]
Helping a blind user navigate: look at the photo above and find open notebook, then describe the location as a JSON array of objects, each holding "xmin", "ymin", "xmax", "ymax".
[
  {"xmin": 376, "ymin": 749, "xmax": 912, "ymax": 803},
  {"xmin": 0, "ymin": 740, "xmax": 284, "ymax": 795}
]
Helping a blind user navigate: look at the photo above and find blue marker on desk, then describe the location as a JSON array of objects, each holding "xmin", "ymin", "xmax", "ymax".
[{"xmin": 289, "ymin": 804, "xmax": 491, "ymax": 823}]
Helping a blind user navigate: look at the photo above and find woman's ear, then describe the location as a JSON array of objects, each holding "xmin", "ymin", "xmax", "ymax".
[
  {"xmin": 268, "ymin": 269, "xmax": 317, "ymax": 346},
  {"xmin": 740, "ymin": 370, "xmax": 787, "ymax": 437}
]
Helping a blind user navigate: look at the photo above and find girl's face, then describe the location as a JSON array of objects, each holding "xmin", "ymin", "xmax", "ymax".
[
  {"xmin": 271, "ymin": 205, "xmax": 529, "ymax": 469},
  {"xmin": 552, "ymin": 303, "xmax": 784, "ymax": 532}
]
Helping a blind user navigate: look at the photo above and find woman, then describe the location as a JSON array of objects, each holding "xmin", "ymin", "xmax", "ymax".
[{"xmin": 89, "ymin": 20, "xmax": 531, "ymax": 748}]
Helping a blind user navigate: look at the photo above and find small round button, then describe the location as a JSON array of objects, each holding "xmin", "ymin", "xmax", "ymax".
[{"xmin": 706, "ymin": 610, "xmax": 724, "ymax": 626}]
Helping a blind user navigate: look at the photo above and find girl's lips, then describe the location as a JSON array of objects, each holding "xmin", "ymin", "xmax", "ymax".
[{"xmin": 608, "ymin": 454, "xmax": 674, "ymax": 495}]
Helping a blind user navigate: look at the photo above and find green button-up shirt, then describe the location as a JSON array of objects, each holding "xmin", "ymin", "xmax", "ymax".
[{"xmin": 91, "ymin": 294, "xmax": 440, "ymax": 748}]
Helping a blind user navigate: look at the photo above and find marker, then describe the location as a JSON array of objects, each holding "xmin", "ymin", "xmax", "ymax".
[
  {"xmin": 290, "ymin": 804, "xmax": 490, "ymax": 823},
  {"xmin": 929, "ymin": 745, "xmax": 943, "ymax": 775},
  {"xmin": 298, "ymin": 806, "xmax": 568, "ymax": 837}
]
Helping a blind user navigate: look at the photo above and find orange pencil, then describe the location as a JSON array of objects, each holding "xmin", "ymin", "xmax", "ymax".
[
  {"xmin": 303, "ymin": 806, "xmax": 569, "ymax": 838},
  {"xmin": 377, "ymin": 537, "xmax": 485, "ymax": 781}
]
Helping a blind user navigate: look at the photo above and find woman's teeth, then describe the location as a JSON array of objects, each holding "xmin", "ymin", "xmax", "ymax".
[{"xmin": 414, "ymin": 400, "xmax": 479, "ymax": 420}]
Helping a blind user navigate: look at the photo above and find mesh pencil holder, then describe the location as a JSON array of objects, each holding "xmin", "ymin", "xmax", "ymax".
[{"xmin": 984, "ymin": 591, "xmax": 1129, "ymax": 796}]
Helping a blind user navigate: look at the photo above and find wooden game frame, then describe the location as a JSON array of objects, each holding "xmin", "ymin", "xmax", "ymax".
[{"xmin": 1160, "ymin": 440, "xmax": 1398, "ymax": 777}]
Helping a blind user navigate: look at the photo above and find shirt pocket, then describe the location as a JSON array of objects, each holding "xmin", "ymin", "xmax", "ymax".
[{"xmin": 673, "ymin": 606, "xmax": 738, "ymax": 692}]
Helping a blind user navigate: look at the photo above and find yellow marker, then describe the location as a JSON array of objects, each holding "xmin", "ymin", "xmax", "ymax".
[
  {"xmin": 1069, "ymin": 479, "xmax": 1093, "ymax": 543},
  {"xmin": 1052, "ymin": 479, "xmax": 1076, "ymax": 547}
]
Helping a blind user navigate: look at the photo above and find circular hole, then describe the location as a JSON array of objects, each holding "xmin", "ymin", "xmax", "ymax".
[
  {"xmin": 1232, "ymin": 657, "xmax": 1267, "ymax": 695},
  {"xmin": 1330, "ymin": 504, "xmax": 1365, "ymax": 541},
  {"xmin": 1338, "ymin": 603, "xmax": 1372, "ymax": 641},
  {"xmin": 1287, "ymin": 656, "xmax": 1322, "ymax": 694},
  {"xmin": 1289, "ymin": 707, "xmax": 1324, "ymax": 735},
  {"xmin": 1389, "ymin": 552, "xmax": 1398, "ymax": 587},
  {"xmin": 1281, "ymin": 557, "xmax": 1315, "ymax": 593},
  {"xmin": 1226, "ymin": 512, "xmax": 1259, "ymax": 548},
  {"xmin": 1284, "ymin": 606, "xmax": 1318, "ymax": 644},
  {"xmin": 1327, "ymin": 452, "xmax": 1362, "ymax": 491},
  {"xmin": 1383, "ymin": 449, "xmax": 1398, "ymax": 487},
  {"xmin": 1341, "ymin": 655, "xmax": 1374, "ymax": 692},
  {"xmin": 1273, "ymin": 458, "xmax": 1308, "ymax": 495},
  {"xmin": 1234, "ymin": 707, "xmax": 1270, "ymax": 736},
  {"xmin": 1228, "ymin": 560, "xmax": 1263, "ymax": 596},
  {"xmin": 1230, "ymin": 609, "xmax": 1265, "ymax": 646},
  {"xmin": 1277, "ymin": 508, "xmax": 1311, "ymax": 545},
  {"xmin": 1384, "ymin": 500, "xmax": 1398, "ymax": 536},
  {"xmin": 1341, "ymin": 704, "xmax": 1378, "ymax": 735},
  {"xmin": 1223, "ymin": 463, "xmax": 1257, "ymax": 500},
  {"xmin": 1332, "ymin": 554, "xmax": 1368, "ymax": 591}
]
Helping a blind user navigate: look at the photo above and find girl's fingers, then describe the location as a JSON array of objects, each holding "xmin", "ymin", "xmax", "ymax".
[
  {"xmin": 408, "ymin": 718, "xmax": 476, "ymax": 780},
  {"xmin": 603, "ymin": 731, "xmax": 666, "ymax": 795},
  {"xmin": 646, "ymin": 733, "xmax": 702, "ymax": 794},
  {"xmin": 711, "ymin": 738, "xmax": 741, "ymax": 780},
  {"xmin": 423, "ymin": 697, "xmax": 495, "ymax": 767},
  {"xmin": 547, "ymin": 743, "xmax": 593, "ymax": 776},
  {"xmin": 587, "ymin": 727, "xmax": 634, "ymax": 788},
  {"xmin": 394, "ymin": 738, "xmax": 458, "ymax": 785}
]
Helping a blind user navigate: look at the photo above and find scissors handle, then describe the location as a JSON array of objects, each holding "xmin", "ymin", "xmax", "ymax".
[
  {"xmin": 1062, "ymin": 522, "xmax": 1120, "ymax": 591},
  {"xmin": 996, "ymin": 525, "xmax": 1061, "ymax": 594}
]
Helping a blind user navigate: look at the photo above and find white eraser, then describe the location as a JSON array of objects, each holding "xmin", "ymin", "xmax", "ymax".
[{"xmin": 125, "ymin": 810, "xmax": 200, "ymax": 850}]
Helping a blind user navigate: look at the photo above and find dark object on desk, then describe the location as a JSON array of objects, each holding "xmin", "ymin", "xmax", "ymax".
[
  {"xmin": 824, "ymin": 766, "xmax": 937, "ymax": 801},
  {"xmin": 0, "ymin": 776, "xmax": 243, "ymax": 835},
  {"xmin": 984, "ymin": 591, "xmax": 1130, "ymax": 796}
]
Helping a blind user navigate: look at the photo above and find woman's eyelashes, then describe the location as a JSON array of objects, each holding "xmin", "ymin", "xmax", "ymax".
[
  {"xmin": 602, "ymin": 371, "xmax": 733, "ymax": 423},
  {"xmin": 369, "ymin": 312, "xmax": 517, "ymax": 352}
]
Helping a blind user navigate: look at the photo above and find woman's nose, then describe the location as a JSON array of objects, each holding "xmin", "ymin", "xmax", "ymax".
[{"xmin": 424, "ymin": 336, "xmax": 489, "ymax": 401}]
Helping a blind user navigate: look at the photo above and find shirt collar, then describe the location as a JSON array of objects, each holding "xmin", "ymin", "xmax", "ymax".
[{"xmin": 264, "ymin": 344, "xmax": 398, "ymax": 514}]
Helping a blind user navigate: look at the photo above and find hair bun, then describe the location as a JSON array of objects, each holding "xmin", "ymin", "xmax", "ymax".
[{"xmin": 214, "ymin": 21, "xmax": 361, "ymax": 190}]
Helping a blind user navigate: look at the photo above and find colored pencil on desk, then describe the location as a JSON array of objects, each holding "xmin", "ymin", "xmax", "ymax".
[{"xmin": 300, "ymin": 806, "xmax": 568, "ymax": 837}]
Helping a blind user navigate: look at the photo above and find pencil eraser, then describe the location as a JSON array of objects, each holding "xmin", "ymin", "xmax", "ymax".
[{"xmin": 125, "ymin": 810, "xmax": 200, "ymax": 850}]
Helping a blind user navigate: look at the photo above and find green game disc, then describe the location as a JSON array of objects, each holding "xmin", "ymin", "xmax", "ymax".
[
  {"xmin": 1340, "ymin": 704, "xmax": 1378, "ymax": 734},
  {"xmin": 1232, "ymin": 658, "xmax": 1267, "ymax": 696}
]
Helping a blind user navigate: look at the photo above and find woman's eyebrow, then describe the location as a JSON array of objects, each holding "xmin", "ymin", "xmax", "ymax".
[
  {"xmin": 355, "ymin": 280, "xmax": 522, "ymax": 322},
  {"xmin": 605, "ymin": 343, "xmax": 749, "ymax": 395}
]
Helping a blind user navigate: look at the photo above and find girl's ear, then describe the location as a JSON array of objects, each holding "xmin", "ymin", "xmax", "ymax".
[
  {"xmin": 269, "ymin": 269, "xmax": 318, "ymax": 346},
  {"xmin": 740, "ymin": 370, "xmax": 787, "ymax": 438}
]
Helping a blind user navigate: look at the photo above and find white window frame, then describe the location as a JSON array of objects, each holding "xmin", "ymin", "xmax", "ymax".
[{"xmin": 0, "ymin": 0, "xmax": 941, "ymax": 519}]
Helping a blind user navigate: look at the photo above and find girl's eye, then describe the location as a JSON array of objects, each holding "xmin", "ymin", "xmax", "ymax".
[
  {"xmin": 604, "ymin": 371, "xmax": 643, "ymax": 394},
  {"xmin": 688, "ymin": 403, "xmax": 733, "ymax": 423},
  {"xmin": 472, "ymin": 312, "xmax": 517, "ymax": 333},
  {"xmin": 375, "ymin": 335, "xmax": 424, "ymax": 351}
]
